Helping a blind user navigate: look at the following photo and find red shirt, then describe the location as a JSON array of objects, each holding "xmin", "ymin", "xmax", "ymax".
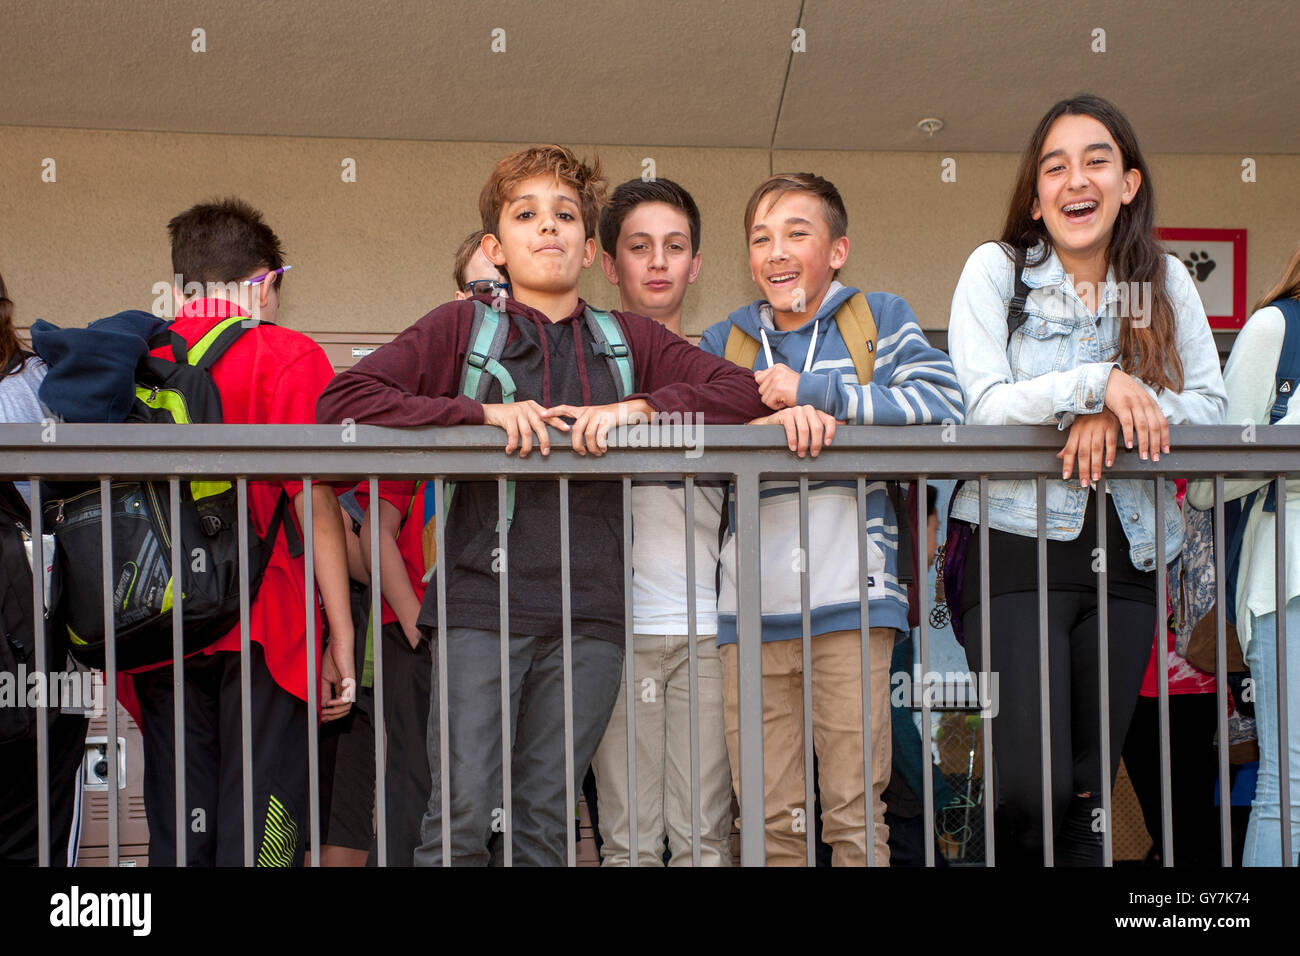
[
  {"xmin": 119, "ymin": 300, "xmax": 336, "ymax": 713},
  {"xmin": 351, "ymin": 480, "xmax": 427, "ymax": 626}
]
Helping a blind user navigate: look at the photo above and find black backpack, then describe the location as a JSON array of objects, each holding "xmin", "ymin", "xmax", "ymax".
[{"xmin": 43, "ymin": 316, "xmax": 299, "ymax": 670}]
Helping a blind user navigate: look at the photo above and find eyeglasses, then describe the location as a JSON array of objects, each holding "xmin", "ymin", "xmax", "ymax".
[
  {"xmin": 463, "ymin": 279, "xmax": 509, "ymax": 297},
  {"xmin": 242, "ymin": 265, "xmax": 292, "ymax": 287}
]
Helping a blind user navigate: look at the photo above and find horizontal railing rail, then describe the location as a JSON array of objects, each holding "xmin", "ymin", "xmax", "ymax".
[{"xmin": 2, "ymin": 423, "xmax": 1296, "ymax": 868}]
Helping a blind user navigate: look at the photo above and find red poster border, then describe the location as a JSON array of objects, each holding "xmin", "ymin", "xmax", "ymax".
[{"xmin": 1156, "ymin": 227, "xmax": 1248, "ymax": 329}]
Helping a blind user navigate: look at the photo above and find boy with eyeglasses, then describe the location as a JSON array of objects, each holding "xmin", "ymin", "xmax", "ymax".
[{"xmin": 127, "ymin": 198, "xmax": 355, "ymax": 867}]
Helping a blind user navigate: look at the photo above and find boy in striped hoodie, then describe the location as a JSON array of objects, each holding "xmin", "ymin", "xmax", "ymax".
[{"xmin": 699, "ymin": 172, "xmax": 965, "ymax": 865}]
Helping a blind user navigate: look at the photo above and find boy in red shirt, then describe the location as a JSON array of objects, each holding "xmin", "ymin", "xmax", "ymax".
[{"xmin": 130, "ymin": 199, "xmax": 355, "ymax": 866}]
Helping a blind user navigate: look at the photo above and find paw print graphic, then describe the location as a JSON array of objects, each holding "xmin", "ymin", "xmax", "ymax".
[{"xmin": 1183, "ymin": 251, "xmax": 1216, "ymax": 282}]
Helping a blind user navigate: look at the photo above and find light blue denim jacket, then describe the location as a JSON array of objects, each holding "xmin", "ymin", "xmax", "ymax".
[{"xmin": 948, "ymin": 241, "xmax": 1227, "ymax": 571}]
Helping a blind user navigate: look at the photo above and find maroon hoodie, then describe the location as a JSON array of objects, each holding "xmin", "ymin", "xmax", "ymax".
[{"xmin": 316, "ymin": 294, "xmax": 768, "ymax": 644}]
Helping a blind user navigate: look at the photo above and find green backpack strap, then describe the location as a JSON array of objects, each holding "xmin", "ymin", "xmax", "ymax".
[
  {"xmin": 461, "ymin": 300, "xmax": 518, "ymax": 403},
  {"xmin": 190, "ymin": 315, "xmax": 263, "ymax": 370},
  {"xmin": 584, "ymin": 308, "xmax": 634, "ymax": 399},
  {"xmin": 447, "ymin": 301, "xmax": 519, "ymax": 534}
]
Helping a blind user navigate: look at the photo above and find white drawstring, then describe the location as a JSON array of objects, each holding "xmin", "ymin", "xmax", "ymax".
[{"xmin": 758, "ymin": 319, "xmax": 819, "ymax": 372}]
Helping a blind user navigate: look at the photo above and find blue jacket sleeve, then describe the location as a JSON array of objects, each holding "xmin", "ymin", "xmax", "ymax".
[{"xmin": 795, "ymin": 294, "xmax": 966, "ymax": 425}]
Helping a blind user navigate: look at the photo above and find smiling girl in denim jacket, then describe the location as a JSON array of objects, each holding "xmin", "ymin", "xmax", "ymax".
[{"xmin": 947, "ymin": 94, "xmax": 1226, "ymax": 866}]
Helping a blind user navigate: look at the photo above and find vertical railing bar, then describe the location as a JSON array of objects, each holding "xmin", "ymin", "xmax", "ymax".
[
  {"xmin": 917, "ymin": 475, "xmax": 935, "ymax": 868},
  {"xmin": 100, "ymin": 479, "xmax": 120, "ymax": 867},
  {"xmin": 1036, "ymin": 476, "xmax": 1052, "ymax": 867},
  {"xmin": 296, "ymin": 479, "xmax": 318, "ymax": 870},
  {"xmin": 30, "ymin": 478, "xmax": 50, "ymax": 867},
  {"xmin": 497, "ymin": 476, "xmax": 512, "ymax": 866},
  {"xmin": 368, "ymin": 476, "xmax": 387, "ymax": 867},
  {"xmin": 169, "ymin": 477, "xmax": 187, "ymax": 867},
  {"xmin": 1213, "ymin": 476, "xmax": 1232, "ymax": 867},
  {"xmin": 302, "ymin": 478, "xmax": 320, "ymax": 866},
  {"xmin": 978, "ymin": 476, "xmax": 995, "ymax": 867},
  {"xmin": 735, "ymin": 471, "xmax": 765, "ymax": 866},
  {"xmin": 237, "ymin": 478, "xmax": 254, "ymax": 865},
  {"xmin": 856, "ymin": 478, "xmax": 875, "ymax": 868},
  {"xmin": 683, "ymin": 476, "xmax": 702, "ymax": 866},
  {"xmin": 622, "ymin": 477, "xmax": 638, "ymax": 865},
  {"xmin": 798, "ymin": 476, "xmax": 815, "ymax": 867},
  {"xmin": 559, "ymin": 478, "xmax": 576, "ymax": 866},
  {"xmin": 433, "ymin": 477, "xmax": 451, "ymax": 866},
  {"xmin": 1155, "ymin": 479, "xmax": 1173, "ymax": 866},
  {"xmin": 1275, "ymin": 475, "xmax": 1292, "ymax": 867},
  {"xmin": 1095, "ymin": 479, "xmax": 1113, "ymax": 867}
]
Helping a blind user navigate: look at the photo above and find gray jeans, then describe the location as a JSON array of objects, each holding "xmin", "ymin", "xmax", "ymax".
[{"xmin": 414, "ymin": 627, "xmax": 624, "ymax": 866}]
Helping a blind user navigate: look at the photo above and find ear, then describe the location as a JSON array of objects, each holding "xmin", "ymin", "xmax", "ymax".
[
  {"xmin": 600, "ymin": 250, "xmax": 620, "ymax": 286},
  {"xmin": 1031, "ymin": 196, "xmax": 1043, "ymax": 221},
  {"xmin": 687, "ymin": 251, "xmax": 702, "ymax": 285},
  {"xmin": 829, "ymin": 235, "xmax": 849, "ymax": 272},
  {"xmin": 581, "ymin": 237, "xmax": 597, "ymax": 269},
  {"xmin": 1121, "ymin": 167, "xmax": 1142, "ymax": 205},
  {"xmin": 172, "ymin": 284, "xmax": 186, "ymax": 313},
  {"xmin": 258, "ymin": 278, "xmax": 273, "ymax": 313},
  {"xmin": 454, "ymin": 290, "xmax": 469, "ymax": 301},
  {"xmin": 482, "ymin": 233, "xmax": 507, "ymax": 268}
]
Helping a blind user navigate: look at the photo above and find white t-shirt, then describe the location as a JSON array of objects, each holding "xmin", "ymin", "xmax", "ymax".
[{"xmin": 631, "ymin": 481, "xmax": 726, "ymax": 635}]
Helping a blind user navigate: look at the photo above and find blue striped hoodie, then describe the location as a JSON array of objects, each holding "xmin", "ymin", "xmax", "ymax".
[{"xmin": 699, "ymin": 282, "xmax": 965, "ymax": 644}]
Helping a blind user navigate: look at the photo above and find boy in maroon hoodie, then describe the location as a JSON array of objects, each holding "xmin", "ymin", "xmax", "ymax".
[{"xmin": 316, "ymin": 145, "xmax": 767, "ymax": 865}]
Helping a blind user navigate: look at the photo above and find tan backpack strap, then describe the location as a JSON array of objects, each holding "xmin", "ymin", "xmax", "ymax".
[
  {"xmin": 724, "ymin": 323, "xmax": 762, "ymax": 369},
  {"xmin": 834, "ymin": 292, "xmax": 878, "ymax": 383}
]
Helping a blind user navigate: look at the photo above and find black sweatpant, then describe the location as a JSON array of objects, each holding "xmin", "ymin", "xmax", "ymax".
[
  {"xmin": 0, "ymin": 710, "xmax": 89, "ymax": 865},
  {"xmin": 962, "ymin": 589, "xmax": 1155, "ymax": 866},
  {"xmin": 132, "ymin": 644, "xmax": 309, "ymax": 866},
  {"xmin": 1122, "ymin": 693, "xmax": 1222, "ymax": 867},
  {"xmin": 368, "ymin": 620, "xmax": 432, "ymax": 866}
]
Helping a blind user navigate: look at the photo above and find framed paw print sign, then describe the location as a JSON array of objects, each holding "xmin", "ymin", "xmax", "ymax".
[{"xmin": 1157, "ymin": 227, "xmax": 1247, "ymax": 329}]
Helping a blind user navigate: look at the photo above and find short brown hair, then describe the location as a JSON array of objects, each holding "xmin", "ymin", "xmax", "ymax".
[
  {"xmin": 743, "ymin": 172, "xmax": 848, "ymax": 241},
  {"xmin": 479, "ymin": 145, "xmax": 607, "ymax": 242},
  {"xmin": 452, "ymin": 230, "xmax": 486, "ymax": 291},
  {"xmin": 168, "ymin": 197, "xmax": 286, "ymax": 290}
]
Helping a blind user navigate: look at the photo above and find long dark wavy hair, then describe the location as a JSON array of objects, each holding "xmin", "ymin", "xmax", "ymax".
[
  {"xmin": 0, "ymin": 270, "xmax": 29, "ymax": 380},
  {"xmin": 1000, "ymin": 94, "xmax": 1182, "ymax": 393}
]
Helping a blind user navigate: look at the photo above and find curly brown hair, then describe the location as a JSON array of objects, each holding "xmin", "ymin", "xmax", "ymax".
[{"xmin": 479, "ymin": 145, "xmax": 606, "ymax": 243}]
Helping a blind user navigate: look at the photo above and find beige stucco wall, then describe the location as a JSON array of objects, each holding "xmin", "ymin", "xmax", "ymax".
[{"xmin": 2, "ymin": 125, "xmax": 1296, "ymax": 342}]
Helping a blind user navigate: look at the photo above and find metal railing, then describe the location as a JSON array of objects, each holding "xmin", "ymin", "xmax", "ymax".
[{"xmin": 2, "ymin": 422, "xmax": 1296, "ymax": 867}]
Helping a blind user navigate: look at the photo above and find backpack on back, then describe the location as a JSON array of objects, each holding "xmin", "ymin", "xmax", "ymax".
[
  {"xmin": 723, "ymin": 293, "xmax": 920, "ymax": 615},
  {"xmin": 419, "ymin": 301, "xmax": 634, "ymax": 574},
  {"xmin": 44, "ymin": 316, "xmax": 298, "ymax": 670}
]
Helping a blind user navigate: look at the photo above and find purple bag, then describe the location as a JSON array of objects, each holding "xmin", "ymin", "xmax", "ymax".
[{"xmin": 941, "ymin": 517, "xmax": 974, "ymax": 646}]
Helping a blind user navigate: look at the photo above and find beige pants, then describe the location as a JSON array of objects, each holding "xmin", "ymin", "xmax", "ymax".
[
  {"xmin": 590, "ymin": 632, "xmax": 734, "ymax": 866},
  {"xmin": 721, "ymin": 628, "xmax": 894, "ymax": 867}
]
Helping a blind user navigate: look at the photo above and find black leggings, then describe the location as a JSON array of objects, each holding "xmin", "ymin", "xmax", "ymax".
[
  {"xmin": 1122, "ymin": 693, "xmax": 1222, "ymax": 867},
  {"xmin": 962, "ymin": 589, "xmax": 1155, "ymax": 866}
]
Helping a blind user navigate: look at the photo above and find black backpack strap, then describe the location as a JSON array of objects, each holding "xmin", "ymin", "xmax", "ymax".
[
  {"xmin": 263, "ymin": 489, "xmax": 304, "ymax": 559},
  {"xmin": 147, "ymin": 330, "xmax": 188, "ymax": 364},
  {"xmin": 1005, "ymin": 246, "xmax": 1031, "ymax": 345},
  {"xmin": 0, "ymin": 480, "xmax": 29, "ymax": 523}
]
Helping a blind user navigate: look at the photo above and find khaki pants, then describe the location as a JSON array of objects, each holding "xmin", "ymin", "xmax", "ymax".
[
  {"xmin": 720, "ymin": 628, "xmax": 894, "ymax": 867},
  {"xmin": 590, "ymin": 633, "xmax": 734, "ymax": 866}
]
